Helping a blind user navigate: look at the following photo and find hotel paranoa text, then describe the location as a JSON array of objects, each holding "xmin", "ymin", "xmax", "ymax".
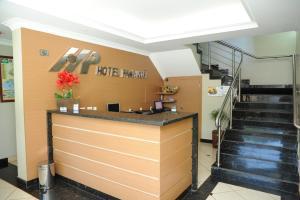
[{"xmin": 96, "ymin": 66, "xmax": 147, "ymax": 79}]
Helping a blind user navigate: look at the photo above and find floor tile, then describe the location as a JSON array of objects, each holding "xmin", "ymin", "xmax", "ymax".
[
  {"xmin": 236, "ymin": 187, "xmax": 280, "ymax": 200},
  {"xmin": 206, "ymin": 195, "xmax": 216, "ymax": 200},
  {"xmin": 211, "ymin": 182, "xmax": 235, "ymax": 194},
  {"xmin": 198, "ymin": 164, "xmax": 211, "ymax": 187},
  {"xmin": 0, "ymin": 179, "xmax": 15, "ymax": 189},
  {"xmin": 198, "ymin": 175, "xmax": 209, "ymax": 188},
  {"xmin": 227, "ymin": 183, "xmax": 246, "ymax": 191},
  {"xmin": 0, "ymin": 188, "xmax": 15, "ymax": 199},
  {"xmin": 7, "ymin": 188, "xmax": 36, "ymax": 200},
  {"xmin": 212, "ymin": 191, "xmax": 245, "ymax": 200}
]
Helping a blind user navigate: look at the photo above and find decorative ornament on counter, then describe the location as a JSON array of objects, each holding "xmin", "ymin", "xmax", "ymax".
[
  {"xmin": 54, "ymin": 70, "xmax": 80, "ymax": 112},
  {"xmin": 161, "ymin": 85, "xmax": 179, "ymax": 94}
]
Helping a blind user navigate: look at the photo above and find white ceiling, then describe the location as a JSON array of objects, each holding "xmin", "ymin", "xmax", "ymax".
[
  {"xmin": 150, "ymin": 48, "xmax": 201, "ymax": 78},
  {"xmin": 0, "ymin": 0, "xmax": 300, "ymax": 54},
  {"xmin": 3, "ymin": 0, "xmax": 255, "ymax": 43}
]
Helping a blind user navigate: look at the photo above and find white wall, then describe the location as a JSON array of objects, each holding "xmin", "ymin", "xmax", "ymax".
[
  {"xmin": 149, "ymin": 48, "xmax": 201, "ymax": 79},
  {"xmin": 296, "ymin": 32, "xmax": 300, "ymax": 164},
  {"xmin": 0, "ymin": 44, "xmax": 16, "ymax": 160},
  {"xmin": 201, "ymin": 74, "xmax": 224, "ymax": 140},
  {"xmin": 296, "ymin": 32, "xmax": 300, "ymax": 84},
  {"xmin": 225, "ymin": 31, "xmax": 296, "ymax": 85}
]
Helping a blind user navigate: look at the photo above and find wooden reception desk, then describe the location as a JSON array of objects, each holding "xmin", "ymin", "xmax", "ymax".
[{"xmin": 47, "ymin": 110, "xmax": 198, "ymax": 200}]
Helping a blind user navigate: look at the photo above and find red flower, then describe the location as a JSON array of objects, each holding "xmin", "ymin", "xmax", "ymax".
[{"xmin": 56, "ymin": 71, "xmax": 80, "ymax": 90}]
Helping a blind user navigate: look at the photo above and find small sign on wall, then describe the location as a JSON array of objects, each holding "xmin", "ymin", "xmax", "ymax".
[
  {"xmin": 96, "ymin": 66, "xmax": 147, "ymax": 79},
  {"xmin": 40, "ymin": 49, "xmax": 49, "ymax": 56},
  {"xmin": 0, "ymin": 56, "xmax": 14, "ymax": 102},
  {"xmin": 208, "ymin": 86, "xmax": 229, "ymax": 96}
]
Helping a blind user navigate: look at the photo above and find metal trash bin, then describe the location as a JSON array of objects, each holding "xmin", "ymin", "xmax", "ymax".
[{"xmin": 38, "ymin": 161, "xmax": 55, "ymax": 190}]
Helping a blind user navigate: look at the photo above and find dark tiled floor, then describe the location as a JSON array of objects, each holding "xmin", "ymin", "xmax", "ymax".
[
  {"xmin": 0, "ymin": 161, "xmax": 293, "ymax": 199},
  {"xmin": 182, "ymin": 176, "xmax": 218, "ymax": 200},
  {"xmin": 0, "ymin": 164, "xmax": 108, "ymax": 200},
  {"xmin": 0, "ymin": 164, "xmax": 218, "ymax": 200}
]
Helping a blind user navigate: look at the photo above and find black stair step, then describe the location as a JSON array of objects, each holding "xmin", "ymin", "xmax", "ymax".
[
  {"xmin": 201, "ymin": 64, "xmax": 219, "ymax": 72},
  {"xmin": 232, "ymin": 122, "xmax": 297, "ymax": 136},
  {"xmin": 210, "ymin": 69, "xmax": 228, "ymax": 76},
  {"xmin": 209, "ymin": 75, "xmax": 222, "ymax": 80},
  {"xmin": 221, "ymin": 75, "xmax": 233, "ymax": 86},
  {"xmin": 241, "ymin": 94, "xmax": 292, "ymax": 103},
  {"xmin": 224, "ymin": 129, "xmax": 297, "ymax": 150},
  {"xmin": 221, "ymin": 140, "xmax": 298, "ymax": 165},
  {"xmin": 233, "ymin": 109, "xmax": 293, "ymax": 123},
  {"xmin": 241, "ymin": 87, "xmax": 292, "ymax": 95},
  {"xmin": 235, "ymin": 102, "xmax": 293, "ymax": 111},
  {"xmin": 232, "ymin": 117, "xmax": 293, "ymax": 126},
  {"xmin": 234, "ymin": 107, "xmax": 292, "ymax": 114},
  {"xmin": 219, "ymin": 153, "xmax": 299, "ymax": 183},
  {"xmin": 212, "ymin": 163, "xmax": 299, "ymax": 197},
  {"xmin": 201, "ymin": 69, "xmax": 211, "ymax": 74},
  {"xmin": 211, "ymin": 64, "xmax": 219, "ymax": 70},
  {"xmin": 232, "ymin": 119, "xmax": 296, "ymax": 132},
  {"xmin": 243, "ymin": 85, "xmax": 292, "ymax": 89}
]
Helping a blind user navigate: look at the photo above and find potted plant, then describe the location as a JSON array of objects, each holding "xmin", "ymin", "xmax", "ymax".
[
  {"xmin": 211, "ymin": 109, "xmax": 220, "ymax": 148},
  {"xmin": 55, "ymin": 70, "xmax": 80, "ymax": 111}
]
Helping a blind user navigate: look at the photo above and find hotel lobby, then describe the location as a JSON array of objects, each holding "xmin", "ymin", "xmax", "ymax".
[{"xmin": 0, "ymin": 0, "xmax": 300, "ymax": 200}]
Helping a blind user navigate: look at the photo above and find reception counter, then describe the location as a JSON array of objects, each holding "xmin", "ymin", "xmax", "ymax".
[{"xmin": 47, "ymin": 110, "xmax": 198, "ymax": 200}]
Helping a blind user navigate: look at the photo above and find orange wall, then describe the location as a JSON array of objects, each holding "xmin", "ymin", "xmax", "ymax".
[
  {"xmin": 21, "ymin": 28, "xmax": 163, "ymax": 180},
  {"xmin": 164, "ymin": 76, "xmax": 202, "ymax": 139}
]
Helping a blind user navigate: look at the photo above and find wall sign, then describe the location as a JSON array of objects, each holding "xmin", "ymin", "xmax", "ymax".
[
  {"xmin": 49, "ymin": 47, "xmax": 101, "ymax": 74},
  {"xmin": 40, "ymin": 49, "xmax": 49, "ymax": 56},
  {"xmin": 50, "ymin": 47, "xmax": 148, "ymax": 79},
  {"xmin": 96, "ymin": 66, "xmax": 147, "ymax": 79},
  {"xmin": 208, "ymin": 86, "xmax": 229, "ymax": 96},
  {"xmin": 0, "ymin": 56, "xmax": 14, "ymax": 102}
]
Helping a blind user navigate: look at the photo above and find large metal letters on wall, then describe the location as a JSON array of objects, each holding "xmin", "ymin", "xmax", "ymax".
[
  {"xmin": 49, "ymin": 48, "xmax": 100, "ymax": 74},
  {"xmin": 49, "ymin": 47, "xmax": 147, "ymax": 79}
]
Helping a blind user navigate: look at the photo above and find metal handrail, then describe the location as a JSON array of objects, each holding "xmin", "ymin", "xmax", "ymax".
[
  {"xmin": 292, "ymin": 54, "xmax": 300, "ymax": 129},
  {"xmin": 199, "ymin": 44, "xmax": 241, "ymax": 64},
  {"xmin": 202, "ymin": 51, "xmax": 240, "ymax": 66},
  {"xmin": 216, "ymin": 41, "xmax": 292, "ymax": 59},
  {"xmin": 212, "ymin": 40, "xmax": 299, "ymax": 167},
  {"xmin": 202, "ymin": 55, "xmax": 235, "ymax": 69},
  {"xmin": 216, "ymin": 54, "xmax": 243, "ymax": 167}
]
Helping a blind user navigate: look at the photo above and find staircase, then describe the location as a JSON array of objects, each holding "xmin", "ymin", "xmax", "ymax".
[
  {"xmin": 211, "ymin": 85, "xmax": 299, "ymax": 198},
  {"xmin": 196, "ymin": 43, "xmax": 234, "ymax": 86},
  {"xmin": 201, "ymin": 63, "xmax": 233, "ymax": 85}
]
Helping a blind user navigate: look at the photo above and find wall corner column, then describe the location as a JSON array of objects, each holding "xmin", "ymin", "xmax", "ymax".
[{"xmin": 12, "ymin": 28, "xmax": 28, "ymax": 181}]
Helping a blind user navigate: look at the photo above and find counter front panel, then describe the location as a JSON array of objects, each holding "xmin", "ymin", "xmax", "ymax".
[{"xmin": 48, "ymin": 111, "xmax": 198, "ymax": 200}]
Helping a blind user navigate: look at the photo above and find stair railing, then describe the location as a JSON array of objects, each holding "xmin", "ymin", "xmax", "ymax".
[
  {"xmin": 213, "ymin": 40, "xmax": 297, "ymax": 167},
  {"xmin": 215, "ymin": 53, "xmax": 243, "ymax": 167},
  {"xmin": 198, "ymin": 42, "xmax": 241, "ymax": 75},
  {"xmin": 292, "ymin": 55, "xmax": 300, "ymax": 129}
]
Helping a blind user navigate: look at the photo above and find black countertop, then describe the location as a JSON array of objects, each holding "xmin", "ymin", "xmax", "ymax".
[{"xmin": 47, "ymin": 110, "xmax": 197, "ymax": 126}]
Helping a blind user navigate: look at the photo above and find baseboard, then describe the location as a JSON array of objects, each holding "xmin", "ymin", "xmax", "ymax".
[
  {"xmin": 200, "ymin": 139, "xmax": 212, "ymax": 143},
  {"xmin": 17, "ymin": 177, "xmax": 39, "ymax": 189},
  {"xmin": 57, "ymin": 175, "xmax": 119, "ymax": 200},
  {"xmin": 57, "ymin": 175, "xmax": 192, "ymax": 200},
  {"xmin": 0, "ymin": 158, "xmax": 8, "ymax": 168}
]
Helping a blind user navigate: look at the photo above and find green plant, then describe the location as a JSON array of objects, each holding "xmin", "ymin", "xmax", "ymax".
[
  {"xmin": 55, "ymin": 71, "xmax": 79, "ymax": 100},
  {"xmin": 210, "ymin": 109, "xmax": 220, "ymax": 121}
]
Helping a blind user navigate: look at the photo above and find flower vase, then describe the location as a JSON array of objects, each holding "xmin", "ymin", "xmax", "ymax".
[{"xmin": 56, "ymin": 99, "xmax": 80, "ymax": 111}]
